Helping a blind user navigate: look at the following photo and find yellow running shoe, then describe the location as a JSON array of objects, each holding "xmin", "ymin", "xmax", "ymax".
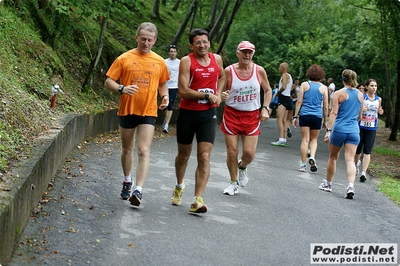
[
  {"xmin": 189, "ymin": 196, "xmax": 207, "ymax": 213},
  {"xmin": 171, "ymin": 183, "xmax": 186, "ymax": 206}
]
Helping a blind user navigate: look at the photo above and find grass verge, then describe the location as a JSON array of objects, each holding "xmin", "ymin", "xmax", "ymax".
[{"xmin": 369, "ymin": 146, "xmax": 400, "ymax": 206}]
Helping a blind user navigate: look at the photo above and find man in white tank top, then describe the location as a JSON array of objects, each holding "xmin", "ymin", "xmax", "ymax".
[{"xmin": 220, "ymin": 41, "xmax": 272, "ymax": 196}]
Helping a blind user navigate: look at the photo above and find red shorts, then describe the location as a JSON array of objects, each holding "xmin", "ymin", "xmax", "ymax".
[{"xmin": 221, "ymin": 105, "xmax": 261, "ymax": 135}]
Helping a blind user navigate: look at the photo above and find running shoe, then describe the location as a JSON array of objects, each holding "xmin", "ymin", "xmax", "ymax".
[
  {"xmin": 237, "ymin": 160, "xmax": 249, "ymax": 187},
  {"xmin": 307, "ymin": 149, "xmax": 311, "ymax": 158},
  {"xmin": 299, "ymin": 164, "xmax": 306, "ymax": 172},
  {"xmin": 223, "ymin": 182, "xmax": 240, "ymax": 195},
  {"xmin": 120, "ymin": 182, "xmax": 132, "ymax": 200},
  {"xmin": 171, "ymin": 183, "xmax": 186, "ymax": 206},
  {"xmin": 271, "ymin": 139, "xmax": 287, "ymax": 147},
  {"xmin": 308, "ymin": 156, "xmax": 318, "ymax": 172},
  {"xmin": 359, "ymin": 171, "xmax": 367, "ymax": 182},
  {"xmin": 356, "ymin": 160, "xmax": 361, "ymax": 174},
  {"xmin": 129, "ymin": 189, "xmax": 142, "ymax": 206},
  {"xmin": 189, "ymin": 196, "xmax": 207, "ymax": 213},
  {"xmin": 345, "ymin": 186, "xmax": 355, "ymax": 199},
  {"xmin": 162, "ymin": 124, "xmax": 169, "ymax": 134},
  {"xmin": 319, "ymin": 179, "xmax": 332, "ymax": 192},
  {"xmin": 287, "ymin": 127, "xmax": 292, "ymax": 138}
]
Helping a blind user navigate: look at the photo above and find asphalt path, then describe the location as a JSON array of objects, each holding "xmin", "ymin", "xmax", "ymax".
[{"xmin": 9, "ymin": 118, "xmax": 400, "ymax": 265}]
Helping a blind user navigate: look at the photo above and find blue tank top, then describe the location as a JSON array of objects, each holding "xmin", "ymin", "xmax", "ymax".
[
  {"xmin": 333, "ymin": 88, "xmax": 362, "ymax": 133},
  {"xmin": 299, "ymin": 81, "xmax": 323, "ymax": 118}
]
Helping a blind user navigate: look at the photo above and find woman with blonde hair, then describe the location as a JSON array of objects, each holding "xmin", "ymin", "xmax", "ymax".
[{"xmin": 319, "ymin": 69, "xmax": 364, "ymax": 199}]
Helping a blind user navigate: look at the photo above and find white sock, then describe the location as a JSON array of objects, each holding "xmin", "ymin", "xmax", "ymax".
[
  {"xmin": 279, "ymin": 138, "xmax": 285, "ymax": 142},
  {"xmin": 176, "ymin": 183, "xmax": 184, "ymax": 189},
  {"xmin": 123, "ymin": 175, "xmax": 132, "ymax": 183},
  {"xmin": 135, "ymin": 186, "xmax": 142, "ymax": 193},
  {"xmin": 348, "ymin": 183, "xmax": 354, "ymax": 188},
  {"xmin": 361, "ymin": 171, "xmax": 366, "ymax": 176}
]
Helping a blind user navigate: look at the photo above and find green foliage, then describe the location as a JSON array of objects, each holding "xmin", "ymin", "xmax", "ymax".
[
  {"xmin": 0, "ymin": 123, "xmax": 23, "ymax": 172},
  {"xmin": 224, "ymin": 0, "xmax": 397, "ymax": 88}
]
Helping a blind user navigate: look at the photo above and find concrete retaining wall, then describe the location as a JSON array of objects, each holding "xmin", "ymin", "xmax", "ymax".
[{"xmin": 0, "ymin": 109, "xmax": 119, "ymax": 265}]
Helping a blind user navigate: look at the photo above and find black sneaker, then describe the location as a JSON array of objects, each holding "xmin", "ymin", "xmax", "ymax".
[
  {"xmin": 287, "ymin": 128, "xmax": 292, "ymax": 138},
  {"xmin": 359, "ymin": 174, "xmax": 367, "ymax": 182},
  {"xmin": 120, "ymin": 182, "xmax": 132, "ymax": 200},
  {"xmin": 129, "ymin": 190, "xmax": 142, "ymax": 206}
]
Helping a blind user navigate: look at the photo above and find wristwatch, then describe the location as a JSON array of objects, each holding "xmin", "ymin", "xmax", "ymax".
[
  {"xmin": 262, "ymin": 105, "xmax": 270, "ymax": 111},
  {"xmin": 117, "ymin": 85, "xmax": 124, "ymax": 94},
  {"xmin": 326, "ymin": 128, "xmax": 332, "ymax": 132},
  {"xmin": 205, "ymin": 92, "xmax": 210, "ymax": 101}
]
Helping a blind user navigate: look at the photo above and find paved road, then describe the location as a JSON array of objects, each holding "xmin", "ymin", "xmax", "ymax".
[{"xmin": 8, "ymin": 119, "xmax": 400, "ymax": 265}]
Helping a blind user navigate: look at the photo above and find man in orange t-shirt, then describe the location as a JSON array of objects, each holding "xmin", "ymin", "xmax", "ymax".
[{"xmin": 104, "ymin": 22, "xmax": 169, "ymax": 206}]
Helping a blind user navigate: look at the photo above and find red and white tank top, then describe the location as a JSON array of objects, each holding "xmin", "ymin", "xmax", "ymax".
[{"xmin": 225, "ymin": 63, "xmax": 261, "ymax": 111}]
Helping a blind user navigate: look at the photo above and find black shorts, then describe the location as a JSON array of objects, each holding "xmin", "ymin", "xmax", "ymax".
[
  {"xmin": 356, "ymin": 128, "xmax": 377, "ymax": 155},
  {"xmin": 165, "ymin": 88, "xmax": 178, "ymax": 111},
  {"xmin": 299, "ymin": 115, "xmax": 323, "ymax": 130},
  {"xmin": 278, "ymin": 95, "xmax": 294, "ymax": 110},
  {"xmin": 176, "ymin": 108, "xmax": 217, "ymax": 145},
  {"xmin": 119, "ymin": 114, "xmax": 156, "ymax": 129}
]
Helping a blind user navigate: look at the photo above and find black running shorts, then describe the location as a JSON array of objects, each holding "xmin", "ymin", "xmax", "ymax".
[{"xmin": 176, "ymin": 108, "xmax": 217, "ymax": 145}]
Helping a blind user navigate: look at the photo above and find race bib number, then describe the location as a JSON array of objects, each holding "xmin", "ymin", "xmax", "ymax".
[
  {"xmin": 198, "ymin": 88, "xmax": 214, "ymax": 104},
  {"xmin": 360, "ymin": 114, "xmax": 375, "ymax": 128}
]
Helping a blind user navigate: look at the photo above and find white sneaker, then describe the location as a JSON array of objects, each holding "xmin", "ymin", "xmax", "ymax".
[
  {"xmin": 238, "ymin": 160, "xmax": 248, "ymax": 187},
  {"xmin": 308, "ymin": 156, "xmax": 318, "ymax": 172},
  {"xmin": 162, "ymin": 123, "xmax": 169, "ymax": 133},
  {"xmin": 356, "ymin": 160, "xmax": 361, "ymax": 174},
  {"xmin": 319, "ymin": 179, "xmax": 332, "ymax": 192},
  {"xmin": 271, "ymin": 139, "xmax": 287, "ymax": 147},
  {"xmin": 299, "ymin": 164, "xmax": 306, "ymax": 172},
  {"xmin": 359, "ymin": 171, "xmax": 367, "ymax": 182},
  {"xmin": 345, "ymin": 186, "xmax": 355, "ymax": 199},
  {"xmin": 223, "ymin": 182, "xmax": 239, "ymax": 196}
]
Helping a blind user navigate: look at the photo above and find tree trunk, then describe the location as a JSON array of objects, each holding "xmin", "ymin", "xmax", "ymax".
[
  {"xmin": 170, "ymin": 0, "xmax": 199, "ymax": 45},
  {"xmin": 189, "ymin": 3, "xmax": 198, "ymax": 33},
  {"xmin": 172, "ymin": 0, "xmax": 181, "ymax": 11},
  {"xmin": 209, "ymin": 0, "xmax": 230, "ymax": 42},
  {"xmin": 216, "ymin": 0, "xmax": 244, "ymax": 54},
  {"xmin": 82, "ymin": 17, "xmax": 108, "ymax": 91},
  {"xmin": 151, "ymin": 0, "xmax": 160, "ymax": 18},
  {"xmin": 388, "ymin": 60, "xmax": 400, "ymax": 141},
  {"xmin": 207, "ymin": 0, "xmax": 219, "ymax": 30},
  {"xmin": 380, "ymin": 11, "xmax": 394, "ymax": 129}
]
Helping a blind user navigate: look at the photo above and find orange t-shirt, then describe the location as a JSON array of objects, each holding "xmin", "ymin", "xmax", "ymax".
[{"xmin": 106, "ymin": 49, "xmax": 170, "ymax": 117}]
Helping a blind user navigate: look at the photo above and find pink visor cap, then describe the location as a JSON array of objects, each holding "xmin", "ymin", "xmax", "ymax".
[{"xmin": 237, "ymin": 41, "xmax": 255, "ymax": 52}]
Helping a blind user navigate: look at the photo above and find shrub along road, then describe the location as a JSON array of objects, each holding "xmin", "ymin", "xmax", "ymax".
[{"xmin": 9, "ymin": 119, "xmax": 400, "ymax": 265}]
